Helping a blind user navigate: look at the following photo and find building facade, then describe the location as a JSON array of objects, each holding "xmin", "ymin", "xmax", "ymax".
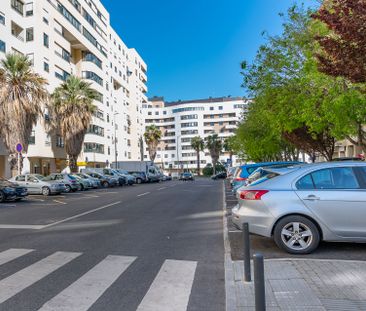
[
  {"xmin": 0, "ymin": 0, "xmax": 147, "ymax": 177},
  {"xmin": 143, "ymin": 97, "xmax": 249, "ymax": 173}
]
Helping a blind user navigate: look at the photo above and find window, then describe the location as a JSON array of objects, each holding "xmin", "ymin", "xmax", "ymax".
[
  {"xmin": 11, "ymin": 0, "xmax": 24, "ymax": 15},
  {"xmin": 87, "ymin": 124, "xmax": 104, "ymax": 136},
  {"xmin": 56, "ymin": 136, "xmax": 64, "ymax": 148},
  {"xmin": 0, "ymin": 12, "xmax": 5, "ymax": 25},
  {"xmin": 0, "ymin": 40, "xmax": 5, "ymax": 53},
  {"xmin": 25, "ymin": 2, "xmax": 33, "ymax": 16},
  {"xmin": 55, "ymin": 67, "xmax": 70, "ymax": 81},
  {"xmin": 84, "ymin": 143, "xmax": 104, "ymax": 154},
  {"xmin": 16, "ymin": 175, "xmax": 25, "ymax": 181},
  {"xmin": 57, "ymin": 2, "xmax": 81, "ymax": 31},
  {"xmin": 43, "ymin": 33, "xmax": 49, "ymax": 47},
  {"xmin": 82, "ymin": 71, "xmax": 103, "ymax": 86},
  {"xmin": 172, "ymin": 107, "xmax": 204, "ymax": 113},
  {"xmin": 219, "ymin": 106, "xmax": 223, "ymax": 110},
  {"xmin": 180, "ymin": 114, "xmax": 198, "ymax": 120},
  {"xmin": 296, "ymin": 168, "xmax": 360, "ymax": 190},
  {"xmin": 26, "ymin": 28, "xmax": 34, "ymax": 41},
  {"xmin": 43, "ymin": 62, "xmax": 50, "ymax": 72},
  {"xmin": 43, "ymin": 17, "xmax": 48, "ymax": 24}
]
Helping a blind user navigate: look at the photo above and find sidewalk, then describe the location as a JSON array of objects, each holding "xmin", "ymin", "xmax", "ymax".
[{"xmin": 231, "ymin": 258, "xmax": 366, "ymax": 311}]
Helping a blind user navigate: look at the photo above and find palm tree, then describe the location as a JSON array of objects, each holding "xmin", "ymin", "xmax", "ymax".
[
  {"xmin": 191, "ymin": 136, "xmax": 204, "ymax": 175},
  {"xmin": 223, "ymin": 136, "xmax": 236, "ymax": 166},
  {"xmin": 205, "ymin": 134, "xmax": 223, "ymax": 175},
  {"xmin": 144, "ymin": 125, "xmax": 161, "ymax": 163},
  {"xmin": 50, "ymin": 76, "xmax": 97, "ymax": 172},
  {"xmin": 139, "ymin": 136, "xmax": 144, "ymax": 161},
  {"xmin": 0, "ymin": 53, "xmax": 48, "ymax": 174}
]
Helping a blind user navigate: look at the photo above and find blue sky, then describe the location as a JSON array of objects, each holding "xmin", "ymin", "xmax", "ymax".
[{"xmin": 102, "ymin": 1, "xmax": 318, "ymax": 101}]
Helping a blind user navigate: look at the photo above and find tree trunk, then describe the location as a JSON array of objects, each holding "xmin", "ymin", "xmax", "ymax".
[
  {"xmin": 8, "ymin": 153, "xmax": 22, "ymax": 177},
  {"xmin": 196, "ymin": 151, "xmax": 201, "ymax": 176},
  {"xmin": 69, "ymin": 155, "xmax": 78, "ymax": 173}
]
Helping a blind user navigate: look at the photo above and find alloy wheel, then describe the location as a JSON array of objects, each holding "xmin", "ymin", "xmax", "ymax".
[{"xmin": 281, "ymin": 222, "xmax": 313, "ymax": 251}]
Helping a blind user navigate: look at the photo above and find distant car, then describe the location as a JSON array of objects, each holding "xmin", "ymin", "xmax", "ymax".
[
  {"xmin": 332, "ymin": 157, "xmax": 364, "ymax": 162},
  {"xmin": 47, "ymin": 173, "xmax": 80, "ymax": 193},
  {"xmin": 115, "ymin": 170, "xmax": 136, "ymax": 185},
  {"xmin": 128, "ymin": 171, "xmax": 148, "ymax": 184},
  {"xmin": 232, "ymin": 161, "xmax": 302, "ymax": 191},
  {"xmin": 232, "ymin": 162, "xmax": 366, "ymax": 254},
  {"xmin": 0, "ymin": 179, "xmax": 17, "ymax": 202},
  {"xmin": 83, "ymin": 171, "xmax": 118, "ymax": 188},
  {"xmin": 10, "ymin": 174, "xmax": 65, "ymax": 196},
  {"xmin": 0, "ymin": 177, "xmax": 28, "ymax": 202},
  {"xmin": 179, "ymin": 172, "xmax": 194, "ymax": 181},
  {"xmin": 211, "ymin": 172, "xmax": 227, "ymax": 180},
  {"xmin": 72, "ymin": 175, "xmax": 92, "ymax": 190},
  {"xmin": 74, "ymin": 173, "xmax": 101, "ymax": 189}
]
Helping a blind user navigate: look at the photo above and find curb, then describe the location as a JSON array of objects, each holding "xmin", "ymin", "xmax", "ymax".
[{"xmin": 223, "ymin": 182, "xmax": 237, "ymax": 311}]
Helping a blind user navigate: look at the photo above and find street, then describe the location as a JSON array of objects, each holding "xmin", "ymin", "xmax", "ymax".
[{"xmin": 0, "ymin": 179, "xmax": 225, "ymax": 311}]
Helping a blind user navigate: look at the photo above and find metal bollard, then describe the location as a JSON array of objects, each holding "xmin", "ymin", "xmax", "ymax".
[
  {"xmin": 253, "ymin": 253, "xmax": 266, "ymax": 311},
  {"xmin": 242, "ymin": 222, "xmax": 251, "ymax": 282}
]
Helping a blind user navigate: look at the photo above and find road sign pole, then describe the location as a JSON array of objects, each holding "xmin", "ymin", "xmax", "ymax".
[{"xmin": 17, "ymin": 152, "xmax": 20, "ymax": 176}]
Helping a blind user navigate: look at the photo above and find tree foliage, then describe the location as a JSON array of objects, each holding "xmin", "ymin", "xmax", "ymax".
[
  {"xmin": 205, "ymin": 134, "xmax": 222, "ymax": 175},
  {"xmin": 144, "ymin": 125, "xmax": 162, "ymax": 163},
  {"xmin": 190, "ymin": 136, "xmax": 204, "ymax": 175}
]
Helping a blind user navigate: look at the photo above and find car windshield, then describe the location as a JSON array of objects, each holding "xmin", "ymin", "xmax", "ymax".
[
  {"xmin": 67, "ymin": 174, "xmax": 76, "ymax": 180},
  {"xmin": 33, "ymin": 174, "xmax": 47, "ymax": 181},
  {"xmin": 247, "ymin": 169, "xmax": 280, "ymax": 186}
]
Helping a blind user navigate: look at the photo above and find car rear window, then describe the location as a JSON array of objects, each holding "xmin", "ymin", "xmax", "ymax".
[{"xmin": 67, "ymin": 175, "xmax": 76, "ymax": 180}]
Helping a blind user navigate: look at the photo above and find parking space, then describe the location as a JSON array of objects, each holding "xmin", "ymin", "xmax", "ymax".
[{"xmin": 224, "ymin": 181, "xmax": 366, "ymax": 261}]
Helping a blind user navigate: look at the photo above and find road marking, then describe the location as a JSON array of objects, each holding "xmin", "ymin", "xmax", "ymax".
[
  {"xmin": 0, "ymin": 224, "xmax": 45, "ymax": 229},
  {"xmin": 39, "ymin": 255, "xmax": 136, "ymax": 311},
  {"xmin": 137, "ymin": 192, "xmax": 150, "ymax": 197},
  {"xmin": 157, "ymin": 187, "xmax": 167, "ymax": 190},
  {"xmin": 0, "ymin": 251, "xmax": 81, "ymax": 304},
  {"xmin": 53, "ymin": 200, "xmax": 67, "ymax": 205},
  {"xmin": 42, "ymin": 201, "xmax": 122, "ymax": 229},
  {"xmin": 228, "ymin": 230, "xmax": 242, "ymax": 233},
  {"xmin": 82, "ymin": 194, "xmax": 100, "ymax": 198},
  {"xmin": 137, "ymin": 259, "xmax": 197, "ymax": 311},
  {"xmin": 27, "ymin": 198, "xmax": 45, "ymax": 202},
  {"xmin": 0, "ymin": 249, "xmax": 34, "ymax": 266}
]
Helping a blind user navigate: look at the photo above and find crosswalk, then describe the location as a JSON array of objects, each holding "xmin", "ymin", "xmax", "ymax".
[{"xmin": 0, "ymin": 248, "xmax": 197, "ymax": 311}]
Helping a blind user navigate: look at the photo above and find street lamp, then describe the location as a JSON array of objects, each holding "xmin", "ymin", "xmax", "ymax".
[
  {"xmin": 114, "ymin": 112, "xmax": 119, "ymax": 169},
  {"xmin": 176, "ymin": 135, "xmax": 181, "ymax": 174}
]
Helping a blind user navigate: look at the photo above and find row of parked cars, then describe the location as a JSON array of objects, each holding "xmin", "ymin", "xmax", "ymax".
[
  {"xmin": 227, "ymin": 160, "xmax": 366, "ymax": 254},
  {"xmin": 0, "ymin": 168, "xmax": 171, "ymax": 202}
]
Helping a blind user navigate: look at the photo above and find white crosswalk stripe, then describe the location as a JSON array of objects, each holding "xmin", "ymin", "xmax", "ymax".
[
  {"xmin": 38, "ymin": 255, "xmax": 136, "ymax": 311},
  {"xmin": 0, "ymin": 248, "xmax": 34, "ymax": 266},
  {"xmin": 0, "ymin": 251, "xmax": 81, "ymax": 304},
  {"xmin": 137, "ymin": 259, "xmax": 197, "ymax": 311}
]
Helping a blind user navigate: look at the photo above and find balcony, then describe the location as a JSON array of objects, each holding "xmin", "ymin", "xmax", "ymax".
[
  {"xmin": 11, "ymin": 0, "xmax": 24, "ymax": 15},
  {"xmin": 11, "ymin": 22, "xmax": 24, "ymax": 42}
]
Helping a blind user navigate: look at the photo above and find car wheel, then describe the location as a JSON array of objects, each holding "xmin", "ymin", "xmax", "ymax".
[
  {"xmin": 136, "ymin": 178, "xmax": 142, "ymax": 184},
  {"xmin": 0, "ymin": 191, "xmax": 5, "ymax": 203},
  {"xmin": 64, "ymin": 185, "xmax": 72, "ymax": 193},
  {"xmin": 42, "ymin": 187, "xmax": 51, "ymax": 196},
  {"xmin": 102, "ymin": 181, "xmax": 109, "ymax": 188},
  {"xmin": 80, "ymin": 184, "xmax": 85, "ymax": 191},
  {"xmin": 274, "ymin": 215, "xmax": 320, "ymax": 254},
  {"xmin": 15, "ymin": 198, "xmax": 23, "ymax": 202}
]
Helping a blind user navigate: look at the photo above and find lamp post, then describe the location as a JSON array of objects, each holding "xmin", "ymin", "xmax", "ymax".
[
  {"xmin": 176, "ymin": 135, "xmax": 181, "ymax": 175},
  {"xmin": 113, "ymin": 112, "xmax": 119, "ymax": 169}
]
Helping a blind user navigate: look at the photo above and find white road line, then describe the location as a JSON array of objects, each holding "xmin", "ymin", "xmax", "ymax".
[
  {"xmin": 0, "ymin": 251, "xmax": 81, "ymax": 304},
  {"xmin": 53, "ymin": 200, "xmax": 67, "ymax": 205},
  {"xmin": 0, "ymin": 249, "xmax": 34, "ymax": 266},
  {"xmin": 157, "ymin": 187, "xmax": 167, "ymax": 190},
  {"xmin": 0, "ymin": 224, "xmax": 45, "ymax": 229},
  {"xmin": 82, "ymin": 195, "xmax": 100, "ymax": 198},
  {"xmin": 137, "ymin": 192, "xmax": 150, "ymax": 197},
  {"xmin": 42, "ymin": 201, "xmax": 122, "ymax": 229},
  {"xmin": 39, "ymin": 255, "xmax": 136, "ymax": 311},
  {"xmin": 137, "ymin": 259, "xmax": 197, "ymax": 311},
  {"xmin": 27, "ymin": 198, "xmax": 45, "ymax": 202}
]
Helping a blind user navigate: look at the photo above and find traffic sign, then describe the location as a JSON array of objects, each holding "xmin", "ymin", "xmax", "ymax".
[{"xmin": 16, "ymin": 143, "xmax": 23, "ymax": 153}]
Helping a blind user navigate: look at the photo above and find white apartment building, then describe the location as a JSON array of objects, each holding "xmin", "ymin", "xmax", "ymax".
[
  {"xmin": 143, "ymin": 97, "xmax": 249, "ymax": 173},
  {"xmin": 0, "ymin": 0, "xmax": 148, "ymax": 177}
]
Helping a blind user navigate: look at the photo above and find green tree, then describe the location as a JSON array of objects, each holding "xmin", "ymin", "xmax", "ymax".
[
  {"xmin": 144, "ymin": 125, "xmax": 162, "ymax": 163},
  {"xmin": 0, "ymin": 53, "xmax": 48, "ymax": 174},
  {"xmin": 50, "ymin": 76, "xmax": 97, "ymax": 172},
  {"xmin": 205, "ymin": 134, "xmax": 222, "ymax": 175},
  {"xmin": 190, "ymin": 136, "xmax": 204, "ymax": 175}
]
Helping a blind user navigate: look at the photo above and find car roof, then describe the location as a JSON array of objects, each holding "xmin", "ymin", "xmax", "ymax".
[{"xmin": 240, "ymin": 161, "xmax": 301, "ymax": 168}]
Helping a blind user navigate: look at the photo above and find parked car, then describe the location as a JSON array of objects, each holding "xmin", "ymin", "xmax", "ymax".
[
  {"xmin": 0, "ymin": 179, "xmax": 16, "ymax": 202},
  {"xmin": 115, "ymin": 170, "xmax": 136, "ymax": 185},
  {"xmin": 0, "ymin": 177, "xmax": 28, "ymax": 202},
  {"xmin": 72, "ymin": 175, "xmax": 92, "ymax": 190},
  {"xmin": 82, "ymin": 171, "xmax": 118, "ymax": 188},
  {"xmin": 232, "ymin": 161, "xmax": 302, "ymax": 192},
  {"xmin": 179, "ymin": 172, "xmax": 194, "ymax": 181},
  {"xmin": 128, "ymin": 171, "xmax": 148, "ymax": 184},
  {"xmin": 74, "ymin": 173, "xmax": 101, "ymax": 189},
  {"xmin": 232, "ymin": 162, "xmax": 366, "ymax": 254},
  {"xmin": 10, "ymin": 174, "xmax": 65, "ymax": 196},
  {"xmin": 211, "ymin": 172, "xmax": 227, "ymax": 180},
  {"xmin": 85, "ymin": 168, "xmax": 126, "ymax": 186},
  {"xmin": 47, "ymin": 173, "xmax": 80, "ymax": 193}
]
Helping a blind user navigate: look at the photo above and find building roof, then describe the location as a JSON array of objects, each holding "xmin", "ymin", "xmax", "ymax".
[{"xmin": 148, "ymin": 96, "xmax": 245, "ymax": 107}]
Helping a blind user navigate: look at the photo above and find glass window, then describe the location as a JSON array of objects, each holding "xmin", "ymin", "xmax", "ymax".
[
  {"xmin": 16, "ymin": 175, "xmax": 25, "ymax": 181},
  {"xmin": 296, "ymin": 174, "xmax": 314, "ymax": 190},
  {"xmin": 308, "ymin": 168, "xmax": 359, "ymax": 190},
  {"xmin": 26, "ymin": 27, "xmax": 34, "ymax": 42},
  {"xmin": 0, "ymin": 12, "xmax": 5, "ymax": 25},
  {"xmin": 43, "ymin": 33, "xmax": 49, "ymax": 47},
  {"xmin": 44, "ymin": 62, "xmax": 49, "ymax": 72},
  {"xmin": 311, "ymin": 169, "xmax": 333, "ymax": 189},
  {"xmin": 0, "ymin": 40, "xmax": 5, "ymax": 53}
]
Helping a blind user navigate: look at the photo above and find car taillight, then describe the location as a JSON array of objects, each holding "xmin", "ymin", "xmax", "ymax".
[
  {"xmin": 234, "ymin": 177, "xmax": 247, "ymax": 182},
  {"xmin": 239, "ymin": 190, "xmax": 269, "ymax": 200}
]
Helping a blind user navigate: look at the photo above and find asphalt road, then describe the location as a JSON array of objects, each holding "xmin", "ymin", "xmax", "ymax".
[
  {"xmin": 225, "ymin": 181, "xmax": 366, "ymax": 261},
  {"xmin": 0, "ymin": 179, "xmax": 225, "ymax": 311}
]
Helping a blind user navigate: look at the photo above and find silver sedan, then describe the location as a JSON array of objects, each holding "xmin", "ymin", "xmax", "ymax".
[{"xmin": 232, "ymin": 162, "xmax": 366, "ymax": 254}]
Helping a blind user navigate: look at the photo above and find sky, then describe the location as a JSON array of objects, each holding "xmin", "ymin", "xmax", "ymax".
[{"xmin": 101, "ymin": 1, "xmax": 319, "ymax": 102}]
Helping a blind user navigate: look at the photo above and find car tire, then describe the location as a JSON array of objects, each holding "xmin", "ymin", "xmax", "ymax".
[
  {"xmin": 136, "ymin": 178, "xmax": 142, "ymax": 184},
  {"xmin": 64, "ymin": 185, "xmax": 72, "ymax": 193},
  {"xmin": 80, "ymin": 184, "xmax": 85, "ymax": 191},
  {"xmin": 15, "ymin": 198, "xmax": 23, "ymax": 202},
  {"xmin": 274, "ymin": 215, "xmax": 320, "ymax": 254},
  {"xmin": 0, "ymin": 191, "xmax": 5, "ymax": 203},
  {"xmin": 102, "ymin": 181, "xmax": 109, "ymax": 188},
  {"xmin": 42, "ymin": 187, "xmax": 51, "ymax": 196}
]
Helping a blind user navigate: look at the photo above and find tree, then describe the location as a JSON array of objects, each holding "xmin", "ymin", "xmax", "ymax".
[
  {"xmin": 144, "ymin": 125, "xmax": 161, "ymax": 163},
  {"xmin": 190, "ymin": 136, "xmax": 204, "ymax": 175},
  {"xmin": 205, "ymin": 134, "xmax": 222, "ymax": 175},
  {"xmin": 223, "ymin": 136, "xmax": 236, "ymax": 165},
  {"xmin": 0, "ymin": 53, "xmax": 48, "ymax": 174},
  {"xmin": 139, "ymin": 136, "xmax": 144, "ymax": 161},
  {"xmin": 313, "ymin": 0, "xmax": 366, "ymax": 83},
  {"xmin": 50, "ymin": 76, "xmax": 97, "ymax": 172}
]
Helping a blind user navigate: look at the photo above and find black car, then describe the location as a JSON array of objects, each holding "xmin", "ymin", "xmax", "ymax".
[
  {"xmin": 211, "ymin": 172, "xmax": 227, "ymax": 180},
  {"xmin": 0, "ymin": 178, "xmax": 28, "ymax": 202},
  {"xmin": 179, "ymin": 172, "xmax": 194, "ymax": 181}
]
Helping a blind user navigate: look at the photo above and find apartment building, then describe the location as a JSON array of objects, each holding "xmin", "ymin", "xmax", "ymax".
[
  {"xmin": 0, "ymin": 0, "xmax": 148, "ymax": 177},
  {"xmin": 143, "ymin": 97, "xmax": 249, "ymax": 173}
]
